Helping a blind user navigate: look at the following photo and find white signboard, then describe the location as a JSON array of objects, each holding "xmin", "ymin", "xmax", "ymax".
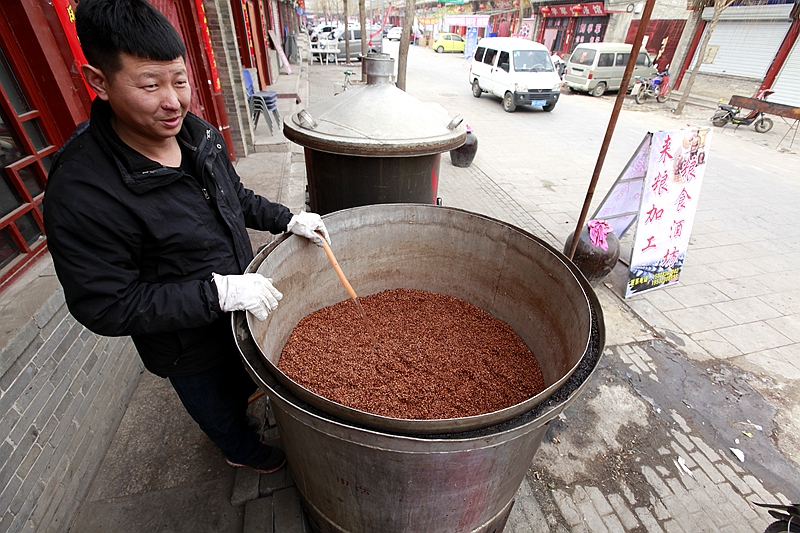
[{"xmin": 626, "ymin": 129, "xmax": 712, "ymax": 297}]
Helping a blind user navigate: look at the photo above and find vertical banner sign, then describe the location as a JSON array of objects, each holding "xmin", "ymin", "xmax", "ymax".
[
  {"xmin": 52, "ymin": 0, "xmax": 96, "ymax": 99},
  {"xmin": 194, "ymin": 0, "xmax": 222, "ymax": 94},
  {"xmin": 626, "ymin": 129, "xmax": 712, "ymax": 297},
  {"xmin": 592, "ymin": 134, "xmax": 650, "ymax": 238},
  {"xmin": 242, "ymin": 0, "xmax": 256, "ymax": 64},
  {"xmin": 464, "ymin": 27, "xmax": 479, "ymax": 59}
]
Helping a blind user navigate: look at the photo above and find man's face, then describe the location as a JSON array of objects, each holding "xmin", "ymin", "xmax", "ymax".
[{"xmin": 101, "ymin": 53, "xmax": 191, "ymax": 146}]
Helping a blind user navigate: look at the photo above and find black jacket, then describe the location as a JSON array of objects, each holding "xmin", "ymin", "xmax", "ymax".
[{"xmin": 44, "ymin": 99, "xmax": 293, "ymax": 377}]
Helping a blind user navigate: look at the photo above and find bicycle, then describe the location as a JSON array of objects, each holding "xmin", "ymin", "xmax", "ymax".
[{"xmin": 335, "ymin": 70, "xmax": 356, "ymax": 95}]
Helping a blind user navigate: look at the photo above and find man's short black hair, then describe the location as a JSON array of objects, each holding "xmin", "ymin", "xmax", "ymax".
[{"xmin": 76, "ymin": 0, "xmax": 187, "ymax": 77}]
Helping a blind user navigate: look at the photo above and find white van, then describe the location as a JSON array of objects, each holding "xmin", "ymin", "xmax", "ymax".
[
  {"xmin": 564, "ymin": 43, "xmax": 656, "ymax": 97},
  {"xmin": 469, "ymin": 38, "xmax": 563, "ymax": 113}
]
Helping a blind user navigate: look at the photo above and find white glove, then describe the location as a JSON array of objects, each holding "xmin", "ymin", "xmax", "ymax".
[
  {"xmin": 212, "ymin": 273, "xmax": 283, "ymax": 321},
  {"xmin": 287, "ymin": 211, "xmax": 331, "ymax": 248}
]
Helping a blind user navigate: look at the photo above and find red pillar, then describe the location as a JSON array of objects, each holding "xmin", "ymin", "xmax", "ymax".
[{"xmin": 759, "ymin": 18, "xmax": 800, "ymax": 92}]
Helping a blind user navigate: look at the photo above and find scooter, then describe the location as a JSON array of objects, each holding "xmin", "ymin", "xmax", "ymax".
[
  {"xmin": 754, "ymin": 500, "xmax": 800, "ymax": 533},
  {"xmin": 633, "ymin": 68, "xmax": 670, "ymax": 104},
  {"xmin": 711, "ymin": 88, "xmax": 775, "ymax": 133}
]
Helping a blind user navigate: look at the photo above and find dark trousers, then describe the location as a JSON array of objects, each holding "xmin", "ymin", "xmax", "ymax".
[{"xmin": 169, "ymin": 357, "xmax": 261, "ymax": 464}]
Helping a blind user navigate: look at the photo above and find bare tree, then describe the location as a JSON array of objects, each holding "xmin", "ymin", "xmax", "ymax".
[
  {"xmin": 359, "ymin": 0, "xmax": 368, "ymax": 80},
  {"xmin": 396, "ymin": 0, "xmax": 416, "ymax": 90},
  {"xmin": 674, "ymin": 0, "xmax": 762, "ymax": 115},
  {"xmin": 344, "ymin": 0, "xmax": 351, "ymax": 64}
]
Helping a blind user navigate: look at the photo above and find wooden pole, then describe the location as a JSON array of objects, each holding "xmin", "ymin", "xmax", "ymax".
[{"xmin": 566, "ymin": 0, "xmax": 656, "ymax": 260}]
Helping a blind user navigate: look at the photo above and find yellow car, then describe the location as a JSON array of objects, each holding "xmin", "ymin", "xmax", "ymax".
[{"xmin": 433, "ymin": 33, "xmax": 465, "ymax": 54}]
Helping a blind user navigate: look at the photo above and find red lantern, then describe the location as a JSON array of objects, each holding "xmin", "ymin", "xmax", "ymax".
[
  {"xmin": 540, "ymin": 5, "xmax": 550, "ymax": 15},
  {"xmin": 479, "ymin": 3, "xmax": 485, "ymax": 9},
  {"xmin": 571, "ymin": 3, "xmax": 582, "ymax": 15},
  {"xmin": 513, "ymin": 0, "xmax": 519, "ymax": 5}
]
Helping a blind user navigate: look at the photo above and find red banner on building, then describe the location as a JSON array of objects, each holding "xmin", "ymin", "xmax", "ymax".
[
  {"xmin": 194, "ymin": 0, "xmax": 222, "ymax": 94},
  {"xmin": 541, "ymin": 2, "xmax": 606, "ymax": 17}
]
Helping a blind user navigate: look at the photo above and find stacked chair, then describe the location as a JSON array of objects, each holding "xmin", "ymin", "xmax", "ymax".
[{"xmin": 242, "ymin": 69, "xmax": 280, "ymax": 135}]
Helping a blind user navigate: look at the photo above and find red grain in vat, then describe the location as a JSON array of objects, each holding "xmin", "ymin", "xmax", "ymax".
[{"xmin": 279, "ymin": 288, "xmax": 545, "ymax": 419}]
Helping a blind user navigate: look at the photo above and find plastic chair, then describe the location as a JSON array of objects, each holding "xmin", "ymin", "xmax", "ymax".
[
  {"xmin": 242, "ymin": 69, "xmax": 280, "ymax": 134},
  {"xmin": 320, "ymin": 40, "xmax": 340, "ymax": 65}
]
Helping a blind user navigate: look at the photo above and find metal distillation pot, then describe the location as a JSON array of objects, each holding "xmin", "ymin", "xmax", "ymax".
[
  {"xmin": 234, "ymin": 204, "xmax": 604, "ymax": 533},
  {"xmin": 283, "ymin": 54, "xmax": 466, "ymax": 215}
]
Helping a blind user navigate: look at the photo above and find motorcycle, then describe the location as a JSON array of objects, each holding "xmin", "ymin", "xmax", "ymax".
[
  {"xmin": 711, "ymin": 88, "xmax": 775, "ymax": 133},
  {"xmin": 633, "ymin": 69, "xmax": 671, "ymax": 104},
  {"xmin": 754, "ymin": 500, "xmax": 800, "ymax": 533}
]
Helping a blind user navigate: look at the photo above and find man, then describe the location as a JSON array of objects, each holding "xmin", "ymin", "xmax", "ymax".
[{"xmin": 43, "ymin": 0, "xmax": 329, "ymax": 474}]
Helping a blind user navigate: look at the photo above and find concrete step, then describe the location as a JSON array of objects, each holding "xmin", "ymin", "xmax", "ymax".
[{"xmin": 235, "ymin": 396, "xmax": 310, "ymax": 533}]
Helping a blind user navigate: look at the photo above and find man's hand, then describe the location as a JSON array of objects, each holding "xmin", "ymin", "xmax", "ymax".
[
  {"xmin": 287, "ymin": 211, "xmax": 331, "ymax": 248},
  {"xmin": 212, "ymin": 273, "xmax": 282, "ymax": 321}
]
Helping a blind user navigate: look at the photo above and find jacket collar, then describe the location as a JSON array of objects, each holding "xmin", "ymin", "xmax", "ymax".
[{"xmin": 90, "ymin": 99, "xmax": 212, "ymax": 194}]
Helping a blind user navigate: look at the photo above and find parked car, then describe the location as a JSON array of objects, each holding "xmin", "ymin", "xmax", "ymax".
[
  {"xmin": 432, "ymin": 33, "xmax": 465, "ymax": 54},
  {"xmin": 326, "ymin": 26, "xmax": 381, "ymax": 61},
  {"xmin": 469, "ymin": 37, "xmax": 562, "ymax": 112},
  {"xmin": 563, "ymin": 43, "xmax": 656, "ymax": 97},
  {"xmin": 387, "ymin": 26, "xmax": 402, "ymax": 41}
]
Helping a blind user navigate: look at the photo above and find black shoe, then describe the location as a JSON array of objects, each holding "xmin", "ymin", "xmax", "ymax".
[
  {"xmin": 246, "ymin": 413, "xmax": 264, "ymax": 433},
  {"xmin": 226, "ymin": 445, "xmax": 286, "ymax": 474}
]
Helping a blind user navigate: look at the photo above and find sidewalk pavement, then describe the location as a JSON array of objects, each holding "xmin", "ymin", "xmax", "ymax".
[{"xmin": 68, "ymin": 44, "xmax": 799, "ymax": 533}]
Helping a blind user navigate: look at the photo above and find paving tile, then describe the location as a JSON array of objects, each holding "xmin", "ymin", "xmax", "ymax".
[
  {"xmin": 765, "ymin": 314, "xmax": 800, "ymax": 343},
  {"xmin": 716, "ymin": 322, "xmax": 792, "ymax": 354},
  {"xmin": 712, "ymin": 297, "xmax": 783, "ymax": 323},
  {"xmin": 243, "ymin": 496, "xmax": 274, "ymax": 533},
  {"xmin": 552, "ymin": 489, "xmax": 583, "ymax": 527},
  {"xmin": 689, "ymin": 451, "xmax": 725, "ymax": 484},
  {"xmin": 585, "ymin": 486, "xmax": 614, "ymax": 517},
  {"xmin": 710, "ymin": 259, "xmax": 767, "ymax": 279},
  {"xmin": 758, "ymin": 290, "xmax": 800, "ymax": 315},
  {"xmin": 675, "ymin": 264, "xmax": 728, "ymax": 285},
  {"xmin": 600, "ymin": 511, "xmax": 626, "ymax": 533},
  {"xmin": 743, "ymin": 348, "xmax": 800, "ymax": 379},
  {"xmin": 664, "ymin": 305, "xmax": 736, "ymax": 334},
  {"xmin": 662, "ymin": 285, "xmax": 731, "ymax": 308},
  {"xmin": 689, "ymin": 330, "xmax": 743, "ymax": 359},
  {"xmin": 606, "ymin": 493, "xmax": 639, "ymax": 530},
  {"xmin": 710, "ymin": 277, "xmax": 775, "ymax": 300},
  {"xmin": 635, "ymin": 507, "xmax": 664, "ymax": 533}
]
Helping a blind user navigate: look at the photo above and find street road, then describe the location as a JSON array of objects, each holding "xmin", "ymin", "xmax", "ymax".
[{"xmin": 396, "ymin": 39, "xmax": 800, "ymax": 515}]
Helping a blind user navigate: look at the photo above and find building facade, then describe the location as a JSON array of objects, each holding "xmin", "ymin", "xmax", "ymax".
[{"xmin": 0, "ymin": 0, "xmax": 300, "ymax": 530}]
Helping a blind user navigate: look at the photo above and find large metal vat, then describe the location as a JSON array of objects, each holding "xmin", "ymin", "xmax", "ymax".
[
  {"xmin": 233, "ymin": 204, "xmax": 604, "ymax": 533},
  {"xmin": 283, "ymin": 54, "xmax": 466, "ymax": 215}
]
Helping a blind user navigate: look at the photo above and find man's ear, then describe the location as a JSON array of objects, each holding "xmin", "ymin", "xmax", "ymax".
[{"xmin": 81, "ymin": 64, "xmax": 110, "ymax": 100}]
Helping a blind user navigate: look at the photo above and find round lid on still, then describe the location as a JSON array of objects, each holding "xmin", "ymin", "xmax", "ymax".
[{"xmin": 283, "ymin": 53, "xmax": 467, "ymax": 157}]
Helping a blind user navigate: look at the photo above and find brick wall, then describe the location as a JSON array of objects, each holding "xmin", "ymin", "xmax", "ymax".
[
  {"xmin": 205, "ymin": 0, "xmax": 255, "ymax": 158},
  {"xmin": 0, "ymin": 259, "xmax": 141, "ymax": 533}
]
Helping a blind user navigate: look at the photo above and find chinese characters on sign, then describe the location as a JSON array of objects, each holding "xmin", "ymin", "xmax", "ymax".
[{"xmin": 626, "ymin": 129, "xmax": 712, "ymax": 297}]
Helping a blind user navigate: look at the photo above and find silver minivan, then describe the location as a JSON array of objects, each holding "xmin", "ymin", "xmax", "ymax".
[
  {"xmin": 326, "ymin": 26, "xmax": 382, "ymax": 62},
  {"xmin": 564, "ymin": 43, "xmax": 656, "ymax": 97}
]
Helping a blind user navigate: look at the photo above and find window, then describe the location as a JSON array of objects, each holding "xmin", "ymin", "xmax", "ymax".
[
  {"xmin": 0, "ymin": 42, "xmax": 56, "ymax": 288},
  {"xmin": 498, "ymin": 51, "xmax": 510, "ymax": 72},
  {"xmin": 453, "ymin": 35, "xmax": 463, "ymax": 42},
  {"xmin": 353, "ymin": 30, "xmax": 361, "ymax": 40},
  {"xmin": 444, "ymin": 35, "xmax": 451, "ymax": 41},
  {"xmin": 483, "ymin": 48, "xmax": 497, "ymax": 66},
  {"xmin": 474, "ymin": 46, "xmax": 486, "ymax": 62},
  {"xmin": 598, "ymin": 53, "xmax": 614, "ymax": 67},
  {"xmin": 571, "ymin": 48, "xmax": 596, "ymax": 66},
  {"xmin": 513, "ymin": 50, "xmax": 554, "ymax": 72},
  {"xmin": 636, "ymin": 53, "xmax": 651, "ymax": 66},
  {"xmin": 615, "ymin": 53, "xmax": 629, "ymax": 66}
]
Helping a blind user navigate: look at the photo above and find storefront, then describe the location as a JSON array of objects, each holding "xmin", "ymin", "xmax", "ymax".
[
  {"xmin": 536, "ymin": 2, "xmax": 607, "ymax": 56},
  {"xmin": 0, "ymin": 0, "xmax": 267, "ymax": 288}
]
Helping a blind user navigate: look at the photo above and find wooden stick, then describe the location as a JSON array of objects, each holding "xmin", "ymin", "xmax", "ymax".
[
  {"xmin": 567, "ymin": 0, "xmax": 656, "ymax": 260},
  {"xmin": 321, "ymin": 238, "xmax": 358, "ymax": 301}
]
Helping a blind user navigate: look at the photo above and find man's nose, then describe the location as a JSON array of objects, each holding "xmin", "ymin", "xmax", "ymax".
[{"xmin": 162, "ymin": 86, "xmax": 182, "ymax": 109}]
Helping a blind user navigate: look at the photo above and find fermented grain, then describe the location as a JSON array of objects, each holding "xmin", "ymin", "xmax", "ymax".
[{"xmin": 279, "ymin": 288, "xmax": 545, "ymax": 419}]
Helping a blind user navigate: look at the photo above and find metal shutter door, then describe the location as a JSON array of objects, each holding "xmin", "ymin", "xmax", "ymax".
[
  {"xmin": 770, "ymin": 38, "xmax": 800, "ymax": 108},
  {"xmin": 692, "ymin": 20, "xmax": 790, "ymax": 78}
]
